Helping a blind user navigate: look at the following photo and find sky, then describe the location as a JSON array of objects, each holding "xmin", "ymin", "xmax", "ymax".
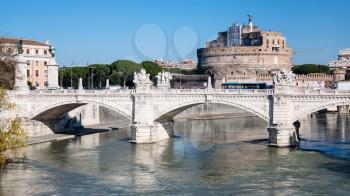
[{"xmin": 1, "ymin": 0, "xmax": 350, "ymax": 66}]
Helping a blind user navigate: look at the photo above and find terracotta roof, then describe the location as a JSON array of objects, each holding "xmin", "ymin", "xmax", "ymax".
[{"xmin": 0, "ymin": 37, "xmax": 49, "ymax": 46}]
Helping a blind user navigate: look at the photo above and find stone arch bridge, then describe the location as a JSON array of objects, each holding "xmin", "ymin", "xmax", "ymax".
[{"xmin": 3, "ymin": 67, "xmax": 350, "ymax": 147}]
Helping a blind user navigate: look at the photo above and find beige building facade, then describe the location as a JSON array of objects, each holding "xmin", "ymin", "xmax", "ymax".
[
  {"xmin": 197, "ymin": 16, "xmax": 293, "ymax": 88},
  {"xmin": 0, "ymin": 38, "xmax": 59, "ymax": 89},
  {"xmin": 329, "ymin": 48, "xmax": 350, "ymax": 69},
  {"xmin": 154, "ymin": 59, "xmax": 197, "ymax": 70}
]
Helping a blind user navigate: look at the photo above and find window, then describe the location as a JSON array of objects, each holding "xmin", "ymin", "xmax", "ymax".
[
  {"xmin": 27, "ymin": 70, "xmax": 30, "ymax": 77},
  {"xmin": 35, "ymin": 70, "xmax": 39, "ymax": 77},
  {"xmin": 26, "ymin": 49, "xmax": 30, "ymax": 54},
  {"xmin": 35, "ymin": 81, "xmax": 40, "ymax": 87},
  {"xmin": 35, "ymin": 49, "xmax": 39, "ymax": 55},
  {"xmin": 36, "ymin": 61, "xmax": 39, "ymax": 66},
  {"xmin": 27, "ymin": 60, "xmax": 30, "ymax": 65},
  {"xmin": 272, "ymin": 47, "xmax": 280, "ymax": 52},
  {"xmin": 44, "ymin": 70, "xmax": 48, "ymax": 77},
  {"xmin": 7, "ymin": 48, "xmax": 12, "ymax": 53},
  {"xmin": 44, "ymin": 50, "xmax": 47, "ymax": 55},
  {"xmin": 44, "ymin": 61, "xmax": 47, "ymax": 65}
]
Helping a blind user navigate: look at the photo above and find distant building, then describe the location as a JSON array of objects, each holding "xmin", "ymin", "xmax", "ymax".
[
  {"xmin": 197, "ymin": 16, "xmax": 293, "ymax": 88},
  {"xmin": 0, "ymin": 37, "xmax": 59, "ymax": 89},
  {"xmin": 329, "ymin": 48, "xmax": 350, "ymax": 69},
  {"xmin": 328, "ymin": 48, "xmax": 349, "ymax": 82},
  {"xmin": 154, "ymin": 59, "xmax": 196, "ymax": 70}
]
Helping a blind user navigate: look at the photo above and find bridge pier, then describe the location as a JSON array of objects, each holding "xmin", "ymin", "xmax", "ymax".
[
  {"xmin": 130, "ymin": 121, "xmax": 174, "ymax": 144},
  {"xmin": 267, "ymin": 123, "xmax": 298, "ymax": 147},
  {"xmin": 337, "ymin": 105, "xmax": 349, "ymax": 114}
]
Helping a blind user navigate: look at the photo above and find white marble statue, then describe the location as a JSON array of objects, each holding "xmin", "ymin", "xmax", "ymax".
[
  {"xmin": 133, "ymin": 69, "xmax": 152, "ymax": 92},
  {"xmin": 272, "ymin": 68, "xmax": 296, "ymax": 86},
  {"xmin": 156, "ymin": 71, "xmax": 172, "ymax": 88},
  {"xmin": 133, "ymin": 69, "xmax": 151, "ymax": 85}
]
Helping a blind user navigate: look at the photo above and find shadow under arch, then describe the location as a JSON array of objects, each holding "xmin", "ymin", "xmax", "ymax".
[
  {"xmin": 28, "ymin": 100, "xmax": 132, "ymax": 134},
  {"xmin": 292, "ymin": 101, "xmax": 350, "ymax": 123},
  {"xmin": 290, "ymin": 101, "xmax": 350, "ymax": 143},
  {"xmin": 154, "ymin": 101, "xmax": 269, "ymax": 123},
  {"xmin": 30, "ymin": 100, "xmax": 132, "ymax": 121}
]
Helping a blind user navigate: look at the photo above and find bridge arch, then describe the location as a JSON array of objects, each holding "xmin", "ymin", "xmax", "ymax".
[
  {"xmin": 292, "ymin": 100, "xmax": 350, "ymax": 122},
  {"xmin": 153, "ymin": 100, "xmax": 269, "ymax": 123},
  {"xmin": 28, "ymin": 100, "xmax": 132, "ymax": 121}
]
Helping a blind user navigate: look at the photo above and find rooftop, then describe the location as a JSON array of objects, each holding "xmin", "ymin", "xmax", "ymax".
[
  {"xmin": 0, "ymin": 37, "xmax": 49, "ymax": 46},
  {"xmin": 339, "ymin": 48, "xmax": 350, "ymax": 56}
]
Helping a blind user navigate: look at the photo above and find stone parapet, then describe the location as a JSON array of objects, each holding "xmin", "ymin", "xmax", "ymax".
[{"xmin": 198, "ymin": 47, "xmax": 292, "ymax": 56}]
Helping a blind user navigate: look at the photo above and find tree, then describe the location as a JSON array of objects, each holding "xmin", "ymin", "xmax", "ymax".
[
  {"xmin": 345, "ymin": 74, "xmax": 350, "ymax": 81},
  {"xmin": 0, "ymin": 43, "xmax": 27, "ymax": 167},
  {"xmin": 110, "ymin": 73, "xmax": 122, "ymax": 85},
  {"xmin": 110, "ymin": 60, "xmax": 142, "ymax": 74},
  {"xmin": 58, "ymin": 66, "xmax": 89, "ymax": 89},
  {"xmin": 0, "ymin": 86, "xmax": 27, "ymax": 168},
  {"xmin": 0, "ymin": 45, "xmax": 17, "ymax": 89},
  {"xmin": 292, "ymin": 64, "xmax": 330, "ymax": 75},
  {"xmin": 163, "ymin": 68, "xmax": 198, "ymax": 75},
  {"xmin": 141, "ymin": 61, "xmax": 162, "ymax": 82},
  {"xmin": 110, "ymin": 60, "xmax": 142, "ymax": 87},
  {"xmin": 89, "ymin": 64, "xmax": 110, "ymax": 88}
]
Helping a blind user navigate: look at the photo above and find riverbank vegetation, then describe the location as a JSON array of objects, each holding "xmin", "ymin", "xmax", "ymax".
[
  {"xmin": 60, "ymin": 62, "xmax": 335, "ymax": 89},
  {"xmin": 59, "ymin": 60, "xmax": 197, "ymax": 89},
  {"xmin": 0, "ymin": 48, "xmax": 16, "ymax": 89},
  {"xmin": 0, "ymin": 46, "xmax": 28, "ymax": 168},
  {"xmin": 0, "ymin": 86, "xmax": 27, "ymax": 168}
]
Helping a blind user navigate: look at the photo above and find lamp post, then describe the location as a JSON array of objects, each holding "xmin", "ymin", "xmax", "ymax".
[
  {"xmin": 90, "ymin": 65, "xmax": 95, "ymax": 89},
  {"xmin": 70, "ymin": 65, "xmax": 73, "ymax": 89},
  {"xmin": 180, "ymin": 69, "xmax": 182, "ymax": 89},
  {"xmin": 68, "ymin": 60, "xmax": 75, "ymax": 89}
]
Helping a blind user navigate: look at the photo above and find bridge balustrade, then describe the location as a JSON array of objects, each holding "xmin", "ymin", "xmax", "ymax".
[
  {"xmin": 11, "ymin": 87, "xmax": 350, "ymax": 96},
  {"xmin": 10, "ymin": 88, "xmax": 278, "ymax": 96}
]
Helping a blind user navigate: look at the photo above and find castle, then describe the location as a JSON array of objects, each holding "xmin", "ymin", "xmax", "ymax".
[{"xmin": 197, "ymin": 16, "xmax": 293, "ymax": 88}]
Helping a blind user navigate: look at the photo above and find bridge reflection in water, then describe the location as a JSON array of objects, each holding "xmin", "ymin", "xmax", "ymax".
[{"xmin": 2, "ymin": 113, "xmax": 350, "ymax": 195}]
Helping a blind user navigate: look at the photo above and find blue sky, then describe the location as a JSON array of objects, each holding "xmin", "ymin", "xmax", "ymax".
[{"xmin": 1, "ymin": 0, "xmax": 349, "ymax": 66}]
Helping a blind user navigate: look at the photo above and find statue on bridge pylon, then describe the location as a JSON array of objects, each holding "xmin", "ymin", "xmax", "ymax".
[
  {"xmin": 272, "ymin": 68, "xmax": 297, "ymax": 94},
  {"xmin": 156, "ymin": 71, "xmax": 172, "ymax": 89},
  {"xmin": 133, "ymin": 69, "xmax": 153, "ymax": 93}
]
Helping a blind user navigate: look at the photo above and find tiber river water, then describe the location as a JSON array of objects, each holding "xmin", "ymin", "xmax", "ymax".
[{"xmin": 1, "ymin": 109, "xmax": 350, "ymax": 195}]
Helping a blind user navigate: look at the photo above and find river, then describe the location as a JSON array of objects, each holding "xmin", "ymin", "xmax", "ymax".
[{"xmin": 1, "ymin": 112, "xmax": 350, "ymax": 195}]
